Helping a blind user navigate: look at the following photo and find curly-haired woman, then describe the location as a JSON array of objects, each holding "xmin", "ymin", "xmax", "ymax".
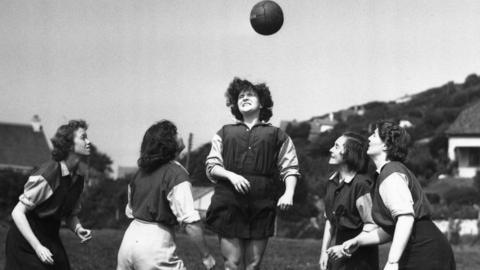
[
  {"xmin": 116, "ymin": 120, "xmax": 215, "ymax": 270},
  {"xmin": 319, "ymin": 132, "xmax": 378, "ymax": 270},
  {"xmin": 205, "ymin": 77, "xmax": 300, "ymax": 270},
  {"xmin": 5, "ymin": 120, "xmax": 92, "ymax": 270},
  {"xmin": 343, "ymin": 121, "xmax": 455, "ymax": 270}
]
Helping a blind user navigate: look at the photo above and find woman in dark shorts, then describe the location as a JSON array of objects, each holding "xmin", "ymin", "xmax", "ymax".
[
  {"xmin": 205, "ymin": 77, "xmax": 300, "ymax": 270},
  {"xmin": 319, "ymin": 132, "xmax": 378, "ymax": 270},
  {"xmin": 343, "ymin": 121, "xmax": 455, "ymax": 270},
  {"xmin": 5, "ymin": 120, "xmax": 93, "ymax": 270}
]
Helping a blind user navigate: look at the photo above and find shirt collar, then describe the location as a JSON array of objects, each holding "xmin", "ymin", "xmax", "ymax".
[
  {"xmin": 60, "ymin": 161, "xmax": 71, "ymax": 177},
  {"xmin": 234, "ymin": 120, "xmax": 271, "ymax": 127},
  {"xmin": 329, "ymin": 171, "xmax": 356, "ymax": 184},
  {"xmin": 376, "ymin": 160, "xmax": 390, "ymax": 174}
]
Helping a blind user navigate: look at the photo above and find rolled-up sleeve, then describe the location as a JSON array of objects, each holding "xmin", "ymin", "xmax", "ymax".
[
  {"xmin": 167, "ymin": 181, "xmax": 201, "ymax": 224},
  {"xmin": 19, "ymin": 175, "xmax": 53, "ymax": 210},
  {"xmin": 277, "ymin": 137, "xmax": 300, "ymax": 181},
  {"xmin": 379, "ymin": 172, "xmax": 414, "ymax": 218},
  {"xmin": 356, "ymin": 193, "xmax": 377, "ymax": 232},
  {"xmin": 205, "ymin": 134, "xmax": 224, "ymax": 183}
]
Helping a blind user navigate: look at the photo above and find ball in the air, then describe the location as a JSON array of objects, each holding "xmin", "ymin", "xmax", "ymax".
[{"xmin": 250, "ymin": 1, "xmax": 284, "ymax": 36}]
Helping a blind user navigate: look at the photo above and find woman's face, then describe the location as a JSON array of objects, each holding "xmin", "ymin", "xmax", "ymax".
[
  {"xmin": 329, "ymin": 135, "xmax": 346, "ymax": 165},
  {"xmin": 73, "ymin": 128, "xmax": 91, "ymax": 156},
  {"xmin": 367, "ymin": 128, "xmax": 385, "ymax": 156},
  {"xmin": 237, "ymin": 89, "xmax": 261, "ymax": 115}
]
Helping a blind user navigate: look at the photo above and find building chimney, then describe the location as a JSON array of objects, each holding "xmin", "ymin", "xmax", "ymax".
[
  {"xmin": 31, "ymin": 115, "xmax": 42, "ymax": 132},
  {"xmin": 328, "ymin": 112, "xmax": 334, "ymax": 121}
]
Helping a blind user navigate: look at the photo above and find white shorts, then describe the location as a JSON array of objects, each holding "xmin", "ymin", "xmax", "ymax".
[{"xmin": 117, "ymin": 219, "xmax": 186, "ymax": 270}]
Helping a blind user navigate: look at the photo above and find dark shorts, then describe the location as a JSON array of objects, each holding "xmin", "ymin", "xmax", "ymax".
[
  {"xmin": 206, "ymin": 175, "xmax": 277, "ymax": 239},
  {"xmin": 400, "ymin": 219, "xmax": 456, "ymax": 270}
]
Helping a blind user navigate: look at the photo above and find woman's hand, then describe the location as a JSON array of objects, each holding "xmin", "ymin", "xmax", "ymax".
[
  {"xmin": 75, "ymin": 226, "xmax": 92, "ymax": 243},
  {"xmin": 202, "ymin": 254, "xmax": 216, "ymax": 270},
  {"xmin": 277, "ymin": 192, "xmax": 293, "ymax": 210},
  {"xmin": 228, "ymin": 173, "xmax": 250, "ymax": 194},
  {"xmin": 384, "ymin": 262, "xmax": 399, "ymax": 270},
  {"xmin": 34, "ymin": 244, "xmax": 54, "ymax": 265},
  {"xmin": 342, "ymin": 238, "xmax": 359, "ymax": 255},
  {"xmin": 319, "ymin": 251, "xmax": 329, "ymax": 270},
  {"xmin": 326, "ymin": 245, "xmax": 351, "ymax": 262}
]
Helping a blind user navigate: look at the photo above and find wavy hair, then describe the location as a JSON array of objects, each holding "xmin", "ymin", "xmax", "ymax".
[
  {"xmin": 341, "ymin": 132, "xmax": 369, "ymax": 173},
  {"xmin": 137, "ymin": 120, "xmax": 179, "ymax": 173},
  {"xmin": 225, "ymin": 77, "xmax": 274, "ymax": 122},
  {"xmin": 374, "ymin": 120, "xmax": 411, "ymax": 162},
  {"xmin": 51, "ymin": 120, "xmax": 88, "ymax": 162}
]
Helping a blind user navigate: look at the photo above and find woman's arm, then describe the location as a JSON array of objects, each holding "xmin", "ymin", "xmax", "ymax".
[
  {"xmin": 319, "ymin": 219, "xmax": 333, "ymax": 270},
  {"xmin": 277, "ymin": 175, "xmax": 297, "ymax": 210},
  {"xmin": 11, "ymin": 202, "xmax": 54, "ymax": 265},
  {"xmin": 167, "ymin": 181, "xmax": 215, "ymax": 269},
  {"xmin": 342, "ymin": 226, "xmax": 392, "ymax": 254},
  {"xmin": 386, "ymin": 215, "xmax": 414, "ymax": 265},
  {"xmin": 184, "ymin": 222, "xmax": 215, "ymax": 269}
]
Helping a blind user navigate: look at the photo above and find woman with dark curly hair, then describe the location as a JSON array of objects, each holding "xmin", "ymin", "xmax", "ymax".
[
  {"xmin": 5, "ymin": 120, "xmax": 92, "ymax": 270},
  {"xmin": 117, "ymin": 120, "xmax": 215, "ymax": 270},
  {"xmin": 205, "ymin": 77, "xmax": 300, "ymax": 270},
  {"xmin": 319, "ymin": 132, "xmax": 378, "ymax": 270},
  {"xmin": 343, "ymin": 121, "xmax": 455, "ymax": 270}
]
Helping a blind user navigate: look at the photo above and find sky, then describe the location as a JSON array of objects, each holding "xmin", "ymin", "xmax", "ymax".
[{"xmin": 1, "ymin": 0, "xmax": 480, "ymax": 172}]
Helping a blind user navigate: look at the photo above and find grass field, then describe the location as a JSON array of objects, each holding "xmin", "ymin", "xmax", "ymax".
[{"xmin": 1, "ymin": 222, "xmax": 480, "ymax": 270}]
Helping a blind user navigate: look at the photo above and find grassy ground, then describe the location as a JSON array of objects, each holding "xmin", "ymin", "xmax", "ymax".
[{"xmin": 1, "ymin": 222, "xmax": 479, "ymax": 270}]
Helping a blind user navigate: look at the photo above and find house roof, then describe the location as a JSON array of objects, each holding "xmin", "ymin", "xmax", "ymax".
[
  {"xmin": 0, "ymin": 122, "xmax": 51, "ymax": 168},
  {"xmin": 191, "ymin": 186, "xmax": 214, "ymax": 200},
  {"xmin": 446, "ymin": 101, "xmax": 480, "ymax": 135}
]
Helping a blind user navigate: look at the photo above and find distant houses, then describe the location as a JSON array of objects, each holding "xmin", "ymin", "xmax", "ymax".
[
  {"xmin": 0, "ymin": 115, "xmax": 50, "ymax": 172},
  {"xmin": 308, "ymin": 113, "xmax": 338, "ymax": 141},
  {"xmin": 446, "ymin": 101, "xmax": 480, "ymax": 178}
]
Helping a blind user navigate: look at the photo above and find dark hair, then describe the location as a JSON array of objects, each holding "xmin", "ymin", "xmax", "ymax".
[
  {"xmin": 137, "ymin": 120, "xmax": 179, "ymax": 173},
  {"xmin": 51, "ymin": 120, "xmax": 88, "ymax": 161},
  {"xmin": 341, "ymin": 132, "xmax": 369, "ymax": 173},
  {"xmin": 374, "ymin": 120, "xmax": 410, "ymax": 162},
  {"xmin": 225, "ymin": 77, "xmax": 274, "ymax": 122}
]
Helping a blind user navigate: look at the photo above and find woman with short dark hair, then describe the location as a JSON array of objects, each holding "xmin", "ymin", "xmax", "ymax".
[
  {"xmin": 116, "ymin": 120, "xmax": 215, "ymax": 270},
  {"xmin": 319, "ymin": 132, "xmax": 379, "ymax": 270},
  {"xmin": 5, "ymin": 120, "xmax": 92, "ymax": 270},
  {"xmin": 205, "ymin": 77, "xmax": 300, "ymax": 270},
  {"xmin": 343, "ymin": 121, "xmax": 455, "ymax": 270}
]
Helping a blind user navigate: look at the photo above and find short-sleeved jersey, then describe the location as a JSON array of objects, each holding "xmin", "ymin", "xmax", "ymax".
[
  {"xmin": 129, "ymin": 161, "xmax": 190, "ymax": 226},
  {"xmin": 372, "ymin": 161, "xmax": 431, "ymax": 235},
  {"xmin": 324, "ymin": 173, "xmax": 373, "ymax": 230},
  {"xmin": 19, "ymin": 160, "xmax": 84, "ymax": 220}
]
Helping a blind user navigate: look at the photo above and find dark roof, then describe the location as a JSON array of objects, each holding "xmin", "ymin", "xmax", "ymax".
[
  {"xmin": 0, "ymin": 122, "xmax": 51, "ymax": 168},
  {"xmin": 446, "ymin": 101, "xmax": 480, "ymax": 135}
]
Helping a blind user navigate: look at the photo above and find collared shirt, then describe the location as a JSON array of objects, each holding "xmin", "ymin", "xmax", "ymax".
[
  {"xmin": 19, "ymin": 160, "xmax": 84, "ymax": 219},
  {"xmin": 324, "ymin": 172, "xmax": 375, "ymax": 232},
  {"xmin": 205, "ymin": 122, "xmax": 300, "ymax": 183}
]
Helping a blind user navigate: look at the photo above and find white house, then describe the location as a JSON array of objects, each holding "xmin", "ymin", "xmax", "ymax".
[
  {"xmin": 446, "ymin": 101, "xmax": 480, "ymax": 178},
  {"xmin": 191, "ymin": 186, "xmax": 214, "ymax": 218},
  {"xmin": 308, "ymin": 113, "xmax": 338, "ymax": 141}
]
